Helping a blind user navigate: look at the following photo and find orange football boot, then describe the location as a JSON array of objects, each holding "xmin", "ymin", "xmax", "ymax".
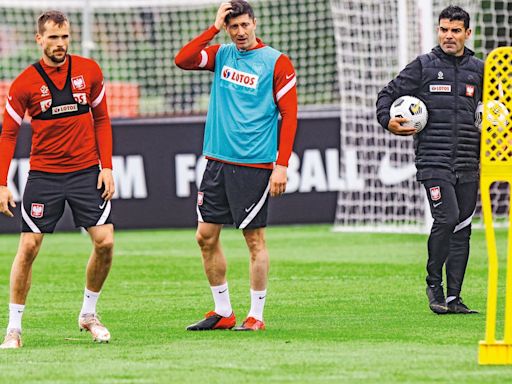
[
  {"xmin": 233, "ymin": 316, "xmax": 266, "ymax": 331},
  {"xmin": 186, "ymin": 311, "xmax": 236, "ymax": 331}
]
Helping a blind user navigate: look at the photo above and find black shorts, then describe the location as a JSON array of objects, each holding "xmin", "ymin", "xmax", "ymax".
[
  {"xmin": 22, "ymin": 166, "xmax": 113, "ymax": 233},
  {"xmin": 197, "ymin": 160, "xmax": 272, "ymax": 229}
]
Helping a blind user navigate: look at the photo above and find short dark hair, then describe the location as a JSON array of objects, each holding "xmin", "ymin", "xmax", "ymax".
[
  {"xmin": 438, "ymin": 5, "xmax": 470, "ymax": 29},
  {"xmin": 225, "ymin": 0, "xmax": 255, "ymax": 25},
  {"xmin": 37, "ymin": 10, "xmax": 69, "ymax": 34}
]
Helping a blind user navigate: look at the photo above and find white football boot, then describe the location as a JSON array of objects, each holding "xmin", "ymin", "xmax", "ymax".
[
  {"xmin": 0, "ymin": 328, "xmax": 22, "ymax": 349},
  {"xmin": 78, "ymin": 313, "xmax": 110, "ymax": 343}
]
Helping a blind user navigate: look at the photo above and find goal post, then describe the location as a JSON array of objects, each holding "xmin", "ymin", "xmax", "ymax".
[
  {"xmin": 332, "ymin": 0, "xmax": 512, "ymax": 233},
  {"xmin": 330, "ymin": 0, "xmax": 426, "ymax": 233}
]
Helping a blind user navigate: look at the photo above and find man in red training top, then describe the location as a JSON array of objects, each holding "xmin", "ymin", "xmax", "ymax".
[
  {"xmin": 176, "ymin": 0, "xmax": 297, "ymax": 331},
  {"xmin": 0, "ymin": 10, "xmax": 115, "ymax": 348}
]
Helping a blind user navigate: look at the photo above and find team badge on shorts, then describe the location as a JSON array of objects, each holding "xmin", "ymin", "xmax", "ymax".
[
  {"xmin": 30, "ymin": 203, "xmax": 45, "ymax": 218},
  {"xmin": 197, "ymin": 192, "xmax": 204, "ymax": 206},
  {"xmin": 429, "ymin": 186, "xmax": 441, "ymax": 201}
]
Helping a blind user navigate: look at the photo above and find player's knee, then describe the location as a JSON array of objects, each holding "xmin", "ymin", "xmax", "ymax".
[
  {"xmin": 433, "ymin": 212, "xmax": 459, "ymax": 230},
  {"xmin": 195, "ymin": 231, "xmax": 217, "ymax": 251},
  {"xmin": 446, "ymin": 216, "xmax": 459, "ymax": 229},
  {"xmin": 18, "ymin": 236, "xmax": 42, "ymax": 260},
  {"xmin": 244, "ymin": 234, "xmax": 266, "ymax": 255},
  {"xmin": 93, "ymin": 237, "xmax": 114, "ymax": 257},
  {"xmin": 433, "ymin": 220, "xmax": 458, "ymax": 234},
  {"xmin": 453, "ymin": 222, "xmax": 471, "ymax": 238}
]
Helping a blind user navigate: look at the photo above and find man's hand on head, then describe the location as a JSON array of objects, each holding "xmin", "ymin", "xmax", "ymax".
[{"xmin": 215, "ymin": 3, "xmax": 233, "ymax": 30}]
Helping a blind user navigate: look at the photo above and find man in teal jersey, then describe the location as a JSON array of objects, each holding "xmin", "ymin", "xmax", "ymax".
[{"xmin": 175, "ymin": 0, "xmax": 298, "ymax": 331}]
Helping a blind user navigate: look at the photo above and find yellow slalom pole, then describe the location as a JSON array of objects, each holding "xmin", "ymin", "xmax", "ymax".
[
  {"xmin": 480, "ymin": 178, "xmax": 498, "ymax": 344},
  {"xmin": 504, "ymin": 189, "xmax": 512, "ymax": 343},
  {"xmin": 478, "ymin": 46, "xmax": 512, "ymax": 364}
]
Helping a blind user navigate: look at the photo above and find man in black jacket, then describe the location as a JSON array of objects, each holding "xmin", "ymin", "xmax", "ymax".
[{"xmin": 376, "ymin": 5, "xmax": 483, "ymax": 315}]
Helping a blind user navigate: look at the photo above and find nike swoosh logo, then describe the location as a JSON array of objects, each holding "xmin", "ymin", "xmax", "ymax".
[
  {"xmin": 433, "ymin": 202, "xmax": 443, "ymax": 208},
  {"xmin": 378, "ymin": 153, "xmax": 416, "ymax": 185},
  {"xmin": 286, "ymin": 74, "xmax": 294, "ymax": 80},
  {"xmin": 245, "ymin": 203, "xmax": 255, "ymax": 213},
  {"xmin": 7, "ymin": 95, "xmax": 12, "ymax": 101},
  {"xmin": 99, "ymin": 200, "xmax": 107, "ymax": 209},
  {"xmin": 258, "ymin": 296, "xmax": 266, "ymax": 300},
  {"xmin": 218, "ymin": 289, "xmax": 227, "ymax": 294}
]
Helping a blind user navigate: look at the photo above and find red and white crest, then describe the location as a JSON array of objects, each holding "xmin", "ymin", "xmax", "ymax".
[
  {"xmin": 197, "ymin": 192, "xmax": 204, "ymax": 206},
  {"xmin": 466, "ymin": 85, "xmax": 475, "ymax": 97},
  {"xmin": 72, "ymin": 75, "xmax": 86, "ymax": 90},
  {"xmin": 40, "ymin": 85, "xmax": 49, "ymax": 97},
  {"xmin": 429, "ymin": 186, "xmax": 441, "ymax": 201},
  {"xmin": 31, "ymin": 203, "xmax": 44, "ymax": 218}
]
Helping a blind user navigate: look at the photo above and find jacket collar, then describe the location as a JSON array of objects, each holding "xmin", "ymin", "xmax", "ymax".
[{"xmin": 432, "ymin": 45, "xmax": 474, "ymax": 62}]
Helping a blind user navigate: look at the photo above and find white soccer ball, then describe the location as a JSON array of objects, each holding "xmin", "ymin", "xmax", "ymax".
[
  {"xmin": 389, "ymin": 95, "xmax": 428, "ymax": 132},
  {"xmin": 475, "ymin": 100, "xmax": 509, "ymax": 131}
]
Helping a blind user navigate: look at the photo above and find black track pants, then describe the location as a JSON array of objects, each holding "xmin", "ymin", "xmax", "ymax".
[{"xmin": 423, "ymin": 179, "xmax": 478, "ymax": 296}]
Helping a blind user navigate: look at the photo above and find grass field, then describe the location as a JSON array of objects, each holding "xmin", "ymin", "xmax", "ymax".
[{"xmin": 0, "ymin": 224, "xmax": 512, "ymax": 383}]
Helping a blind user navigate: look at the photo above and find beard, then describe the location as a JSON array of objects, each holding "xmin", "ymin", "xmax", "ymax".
[{"xmin": 45, "ymin": 47, "xmax": 67, "ymax": 64}]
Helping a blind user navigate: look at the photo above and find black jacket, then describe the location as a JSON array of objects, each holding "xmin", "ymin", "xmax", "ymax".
[{"xmin": 376, "ymin": 46, "xmax": 484, "ymax": 182}]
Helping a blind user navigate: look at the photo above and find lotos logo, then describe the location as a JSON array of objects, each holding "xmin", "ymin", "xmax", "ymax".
[
  {"xmin": 430, "ymin": 84, "xmax": 451, "ymax": 93},
  {"xmin": 40, "ymin": 99, "xmax": 52, "ymax": 113},
  {"xmin": 221, "ymin": 66, "xmax": 258, "ymax": 89},
  {"xmin": 52, "ymin": 104, "xmax": 78, "ymax": 115}
]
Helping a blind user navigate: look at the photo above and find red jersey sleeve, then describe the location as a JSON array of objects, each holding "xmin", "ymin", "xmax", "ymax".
[
  {"xmin": 175, "ymin": 25, "xmax": 221, "ymax": 71},
  {"xmin": 89, "ymin": 60, "xmax": 113, "ymax": 170},
  {"xmin": 0, "ymin": 76, "xmax": 30, "ymax": 185},
  {"xmin": 273, "ymin": 54, "xmax": 298, "ymax": 167}
]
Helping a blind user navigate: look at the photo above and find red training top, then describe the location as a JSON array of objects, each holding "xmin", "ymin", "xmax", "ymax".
[{"xmin": 0, "ymin": 54, "xmax": 113, "ymax": 186}]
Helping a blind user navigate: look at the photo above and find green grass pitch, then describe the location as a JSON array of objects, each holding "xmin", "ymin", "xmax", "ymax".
[{"xmin": 0, "ymin": 224, "xmax": 512, "ymax": 383}]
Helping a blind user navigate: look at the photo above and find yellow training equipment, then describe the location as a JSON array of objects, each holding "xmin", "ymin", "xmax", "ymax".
[{"xmin": 479, "ymin": 46, "xmax": 512, "ymax": 365}]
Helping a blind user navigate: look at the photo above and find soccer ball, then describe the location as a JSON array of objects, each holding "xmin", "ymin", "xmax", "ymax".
[
  {"xmin": 389, "ymin": 95, "xmax": 428, "ymax": 132},
  {"xmin": 475, "ymin": 100, "xmax": 509, "ymax": 131}
]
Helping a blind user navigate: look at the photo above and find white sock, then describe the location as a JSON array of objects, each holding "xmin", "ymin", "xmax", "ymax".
[
  {"xmin": 248, "ymin": 289, "xmax": 267, "ymax": 321},
  {"xmin": 7, "ymin": 303, "xmax": 25, "ymax": 332},
  {"xmin": 211, "ymin": 282, "xmax": 232, "ymax": 317},
  {"xmin": 80, "ymin": 288, "xmax": 100, "ymax": 315}
]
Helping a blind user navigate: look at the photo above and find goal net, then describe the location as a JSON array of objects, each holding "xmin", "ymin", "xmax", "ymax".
[
  {"xmin": 331, "ymin": 0, "xmax": 512, "ymax": 232},
  {"xmin": 1, "ymin": 0, "xmax": 511, "ymax": 231},
  {"xmin": 0, "ymin": 0, "xmax": 339, "ymax": 119}
]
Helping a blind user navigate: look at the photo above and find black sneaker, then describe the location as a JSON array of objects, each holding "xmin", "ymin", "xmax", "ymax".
[
  {"xmin": 447, "ymin": 297, "xmax": 478, "ymax": 314},
  {"xmin": 426, "ymin": 285, "xmax": 448, "ymax": 314},
  {"xmin": 186, "ymin": 311, "xmax": 236, "ymax": 331}
]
